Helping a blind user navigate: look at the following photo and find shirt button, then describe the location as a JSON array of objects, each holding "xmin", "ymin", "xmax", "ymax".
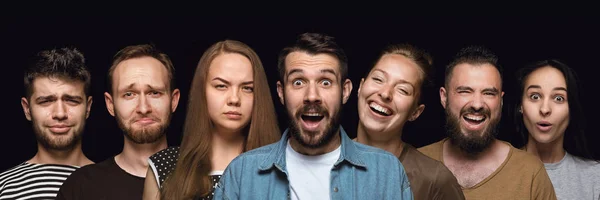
[{"xmin": 333, "ymin": 187, "xmax": 338, "ymax": 192}]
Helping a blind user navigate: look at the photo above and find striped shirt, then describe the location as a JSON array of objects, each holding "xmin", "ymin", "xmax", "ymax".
[{"xmin": 0, "ymin": 163, "xmax": 79, "ymax": 200}]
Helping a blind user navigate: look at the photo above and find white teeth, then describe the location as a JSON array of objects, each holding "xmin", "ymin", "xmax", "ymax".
[
  {"xmin": 369, "ymin": 102, "xmax": 391, "ymax": 115},
  {"xmin": 304, "ymin": 113, "xmax": 322, "ymax": 117},
  {"xmin": 464, "ymin": 115, "xmax": 484, "ymax": 121}
]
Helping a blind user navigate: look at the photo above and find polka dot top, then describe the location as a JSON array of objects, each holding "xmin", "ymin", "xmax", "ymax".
[{"xmin": 148, "ymin": 146, "xmax": 223, "ymax": 200}]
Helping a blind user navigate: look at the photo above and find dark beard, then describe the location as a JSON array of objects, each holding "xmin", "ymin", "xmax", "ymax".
[
  {"xmin": 445, "ymin": 104, "xmax": 499, "ymax": 157},
  {"xmin": 116, "ymin": 112, "xmax": 169, "ymax": 144},
  {"xmin": 288, "ymin": 103, "xmax": 341, "ymax": 149}
]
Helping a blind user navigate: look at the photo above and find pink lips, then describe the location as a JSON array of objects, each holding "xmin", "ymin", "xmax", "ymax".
[
  {"xmin": 224, "ymin": 111, "xmax": 242, "ymax": 120},
  {"xmin": 49, "ymin": 124, "xmax": 71, "ymax": 134},
  {"xmin": 536, "ymin": 121, "xmax": 553, "ymax": 132}
]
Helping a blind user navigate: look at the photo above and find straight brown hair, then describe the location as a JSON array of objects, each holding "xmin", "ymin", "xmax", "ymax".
[{"xmin": 160, "ymin": 40, "xmax": 280, "ymax": 199}]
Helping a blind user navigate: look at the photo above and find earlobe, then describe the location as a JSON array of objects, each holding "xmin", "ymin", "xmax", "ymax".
[
  {"xmin": 104, "ymin": 92, "xmax": 116, "ymax": 117},
  {"xmin": 21, "ymin": 97, "xmax": 31, "ymax": 121},
  {"xmin": 277, "ymin": 81, "xmax": 284, "ymax": 105},
  {"xmin": 342, "ymin": 79, "xmax": 353, "ymax": 104}
]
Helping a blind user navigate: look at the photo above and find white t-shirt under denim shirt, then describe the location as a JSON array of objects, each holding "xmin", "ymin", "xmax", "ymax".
[
  {"xmin": 544, "ymin": 152, "xmax": 600, "ymax": 200},
  {"xmin": 286, "ymin": 140, "xmax": 341, "ymax": 200}
]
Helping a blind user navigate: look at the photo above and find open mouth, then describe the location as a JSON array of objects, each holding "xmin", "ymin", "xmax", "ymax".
[
  {"xmin": 463, "ymin": 114, "xmax": 486, "ymax": 125},
  {"xmin": 301, "ymin": 113, "xmax": 325, "ymax": 123},
  {"xmin": 537, "ymin": 122, "xmax": 552, "ymax": 127},
  {"xmin": 369, "ymin": 102, "xmax": 392, "ymax": 116}
]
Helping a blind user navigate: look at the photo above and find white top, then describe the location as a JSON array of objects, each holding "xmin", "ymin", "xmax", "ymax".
[
  {"xmin": 286, "ymin": 139, "xmax": 341, "ymax": 200},
  {"xmin": 544, "ymin": 152, "xmax": 600, "ymax": 200}
]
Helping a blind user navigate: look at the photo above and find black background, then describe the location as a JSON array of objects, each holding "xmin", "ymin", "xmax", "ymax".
[{"xmin": 3, "ymin": 16, "xmax": 599, "ymax": 171}]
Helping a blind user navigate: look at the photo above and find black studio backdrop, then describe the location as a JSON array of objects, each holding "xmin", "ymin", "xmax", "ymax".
[{"xmin": 2, "ymin": 16, "xmax": 599, "ymax": 171}]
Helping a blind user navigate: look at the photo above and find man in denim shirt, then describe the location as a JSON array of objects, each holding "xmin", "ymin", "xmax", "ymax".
[{"xmin": 214, "ymin": 33, "xmax": 413, "ymax": 200}]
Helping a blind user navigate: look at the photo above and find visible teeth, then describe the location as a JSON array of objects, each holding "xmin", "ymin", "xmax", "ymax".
[
  {"xmin": 465, "ymin": 115, "xmax": 484, "ymax": 121},
  {"xmin": 304, "ymin": 113, "xmax": 322, "ymax": 117},
  {"xmin": 369, "ymin": 102, "xmax": 391, "ymax": 115}
]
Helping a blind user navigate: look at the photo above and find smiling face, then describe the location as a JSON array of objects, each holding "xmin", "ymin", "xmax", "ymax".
[
  {"xmin": 104, "ymin": 56, "xmax": 180, "ymax": 144},
  {"xmin": 441, "ymin": 63, "xmax": 504, "ymax": 154},
  {"xmin": 521, "ymin": 66, "xmax": 569, "ymax": 145},
  {"xmin": 206, "ymin": 53, "xmax": 254, "ymax": 135},
  {"xmin": 21, "ymin": 76, "xmax": 92, "ymax": 150},
  {"xmin": 357, "ymin": 54, "xmax": 425, "ymax": 138},
  {"xmin": 277, "ymin": 51, "xmax": 352, "ymax": 149}
]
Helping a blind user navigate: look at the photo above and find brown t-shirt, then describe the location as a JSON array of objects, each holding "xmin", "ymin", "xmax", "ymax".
[
  {"xmin": 56, "ymin": 157, "xmax": 145, "ymax": 200},
  {"xmin": 399, "ymin": 144, "xmax": 465, "ymax": 200},
  {"xmin": 418, "ymin": 138, "xmax": 557, "ymax": 200}
]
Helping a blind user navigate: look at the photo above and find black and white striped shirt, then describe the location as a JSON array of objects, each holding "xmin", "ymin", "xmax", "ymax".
[{"xmin": 0, "ymin": 163, "xmax": 78, "ymax": 200}]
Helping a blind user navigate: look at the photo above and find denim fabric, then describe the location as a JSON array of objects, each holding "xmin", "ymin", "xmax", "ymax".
[{"xmin": 214, "ymin": 126, "xmax": 413, "ymax": 200}]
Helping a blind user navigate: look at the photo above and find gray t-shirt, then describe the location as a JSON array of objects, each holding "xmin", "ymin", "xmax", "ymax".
[{"xmin": 545, "ymin": 152, "xmax": 600, "ymax": 200}]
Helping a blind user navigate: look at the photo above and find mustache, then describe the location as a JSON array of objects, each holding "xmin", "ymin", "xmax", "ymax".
[
  {"xmin": 295, "ymin": 104, "xmax": 329, "ymax": 118},
  {"xmin": 129, "ymin": 115, "xmax": 160, "ymax": 123},
  {"xmin": 460, "ymin": 106, "xmax": 490, "ymax": 116}
]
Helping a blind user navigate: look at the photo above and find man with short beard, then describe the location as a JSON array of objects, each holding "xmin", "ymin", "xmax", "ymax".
[
  {"xmin": 57, "ymin": 44, "xmax": 180, "ymax": 200},
  {"xmin": 214, "ymin": 33, "xmax": 413, "ymax": 200},
  {"xmin": 0, "ymin": 47, "xmax": 94, "ymax": 199},
  {"xmin": 418, "ymin": 46, "xmax": 556, "ymax": 199}
]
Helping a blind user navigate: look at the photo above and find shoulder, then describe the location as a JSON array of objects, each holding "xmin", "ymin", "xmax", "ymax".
[
  {"xmin": 234, "ymin": 143, "xmax": 277, "ymax": 161},
  {"xmin": 417, "ymin": 139, "xmax": 445, "ymax": 161},
  {"xmin": 0, "ymin": 162, "xmax": 30, "ymax": 182},
  {"xmin": 66, "ymin": 158, "xmax": 116, "ymax": 181},
  {"xmin": 352, "ymin": 142, "xmax": 403, "ymax": 167},
  {"xmin": 508, "ymin": 145, "xmax": 545, "ymax": 168},
  {"xmin": 571, "ymin": 155, "xmax": 600, "ymax": 177}
]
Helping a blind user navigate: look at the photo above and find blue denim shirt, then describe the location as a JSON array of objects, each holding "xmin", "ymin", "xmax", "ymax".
[{"xmin": 214, "ymin": 126, "xmax": 413, "ymax": 200}]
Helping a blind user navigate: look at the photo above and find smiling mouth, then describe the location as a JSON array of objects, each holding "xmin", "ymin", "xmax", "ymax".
[
  {"xmin": 369, "ymin": 102, "xmax": 391, "ymax": 116},
  {"xmin": 463, "ymin": 114, "xmax": 486, "ymax": 124}
]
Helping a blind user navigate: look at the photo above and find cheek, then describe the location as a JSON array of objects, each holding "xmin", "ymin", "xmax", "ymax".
[{"xmin": 242, "ymin": 95, "xmax": 254, "ymax": 115}]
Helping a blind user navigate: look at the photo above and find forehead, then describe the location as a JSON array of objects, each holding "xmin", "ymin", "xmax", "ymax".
[
  {"xmin": 285, "ymin": 51, "xmax": 340, "ymax": 75},
  {"xmin": 450, "ymin": 63, "xmax": 502, "ymax": 88},
  {"xmin": 31, "ymin": 76, "xmax": 85, "ymax": 97},
  {"xmin": 208, "ymin": 53, "xmax": 253, "ymax": 79},
  {"xmin": 113, "ymin": 57, "xmax": 169, "ymax": 88},
  {"xmin": 525, "ymin": 66, "xmax": 566, "ymax": 88},
  {"xmin": 371, "ymin": 54, "xmax": 422, "ymax": 83}
]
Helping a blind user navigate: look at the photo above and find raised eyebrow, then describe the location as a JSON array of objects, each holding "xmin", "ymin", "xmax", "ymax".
[
  {"xmin": 320, "ymin": 69, "xmax": 337, "ymax": 77},
  {"xmin": 526, "ymin": 85, "xmax": 541, "ymax": 91},
  {"xmin": 287, "ymin": 69, "xmax": 303, "ymax": 79},
  {"xmin": 553, "ymin": 87, "xmax": 567, "ymax": 92}
]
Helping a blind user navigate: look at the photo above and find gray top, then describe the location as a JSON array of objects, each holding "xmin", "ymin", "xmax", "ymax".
[{"xmin": 545, "ymin": 152, "xmax": 600, "ymax": 200}]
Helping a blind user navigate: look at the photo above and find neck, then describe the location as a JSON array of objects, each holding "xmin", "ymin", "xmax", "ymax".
[
  {"xmin": 525, "ymin": 134, "xmax": 566, "ymax": 163},
  {"xmin": 356, "ymin": 124, "xmax": 404, "ymax": 157},
  {"xmin": 289, "ymin": 130, "xmax": 341, "ymax": 156},
  {"xmin": 445, "ymin": 138, "xmax": 501, "ymax": 162},
  {"xmin": 29, "ymin": 141, "xmax": 93, "ymax": 166},
  {"xmin": 211, "ymin": 130, "xmax": 245, "ymax": 171},
  {"xmin": 115, "ymin": 135, "xmax": 167, "ymax": 178}
]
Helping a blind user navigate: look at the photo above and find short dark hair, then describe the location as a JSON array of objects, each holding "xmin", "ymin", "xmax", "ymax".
[
  {"xmin": 107, "ymin": 44, "xmax": 176, "ymax": 94},
  {"xmin": 277, "ymin": 33, "xmax": 348, "ymax": 82},
  {"xmin": 24, "ymin": 47, "xmax": 91, "ymax": 99},
  {"xmin": 445, "ymin": 45, "xmax": 502, "ymax": 87}
]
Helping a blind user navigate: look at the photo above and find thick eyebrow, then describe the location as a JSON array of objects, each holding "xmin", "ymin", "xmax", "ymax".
[
  {"xmin": 286, "ymin": 68, "xmax": 338, "ymax": 80},
  {"xmin": 455, "ymin": 86, "xmax": 473, "ymax": 92},
  {"xmin": 482, "ymin": 87, "xmax": 500, "ymax": 94},
  {"xmin": 35, "ymin": 95, "xmax": 57, "ymax": 102},
  {"xmin": 553, "ymin": 87, "xmax": 567, "ymax": 92},
  {"xmin": 63, "ymin": 94, "xmax": 84, "ymax": 101},
  {"xmin": 526, "ymin": 85, "xmax": 541, "ymax": 91}
]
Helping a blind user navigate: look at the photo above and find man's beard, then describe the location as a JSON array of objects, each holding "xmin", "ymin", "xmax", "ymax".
[
  {"xmin": 116, "ymin": 113, "xmax": 169, "ymax": 144},
  {"xmin": 288, "ymin": 103, "xmax": 341, "ymax": 149},
  {"xmin": 34, "ymin": 123, "xmax": 82, "ymax": 151},
  {"xmin": 445, "ymin": 102, "xmax": 500, "ymax": 156}
]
